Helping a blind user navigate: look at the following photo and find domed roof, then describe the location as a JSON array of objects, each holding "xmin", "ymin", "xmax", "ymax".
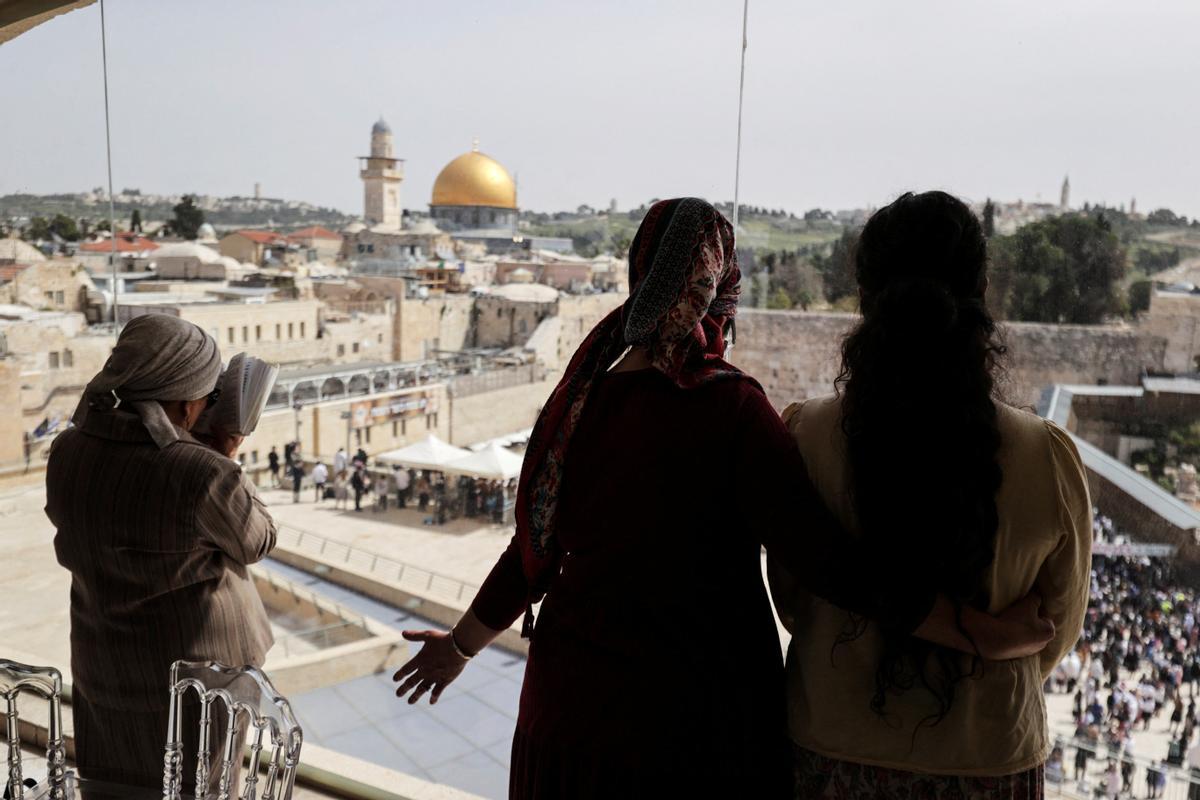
[
  {"xmin": 342, "ymin": 221, "xmax": 366, "ymax": 234},
  {"xmin": 0, "ymin": 237, "xmax": 46, "ymax": 263},
  {"xmin": 372, "ymin": 117, "xmax": 391, "ymax": 135},
  {"xmin": 431, "ymin": 145, "xmax": 517, "ymax": 210},
  {"xmin": 196, "ymin": 223, "xmax": 217, "ymax": 243}
]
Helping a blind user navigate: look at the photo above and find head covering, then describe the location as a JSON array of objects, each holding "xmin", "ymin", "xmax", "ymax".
[
  {"xmin": 513, "ymin": 197, "xmax": 751, "ymax": 634},
  {"xmin": 72, "ymin": 314, "xmax": 222, "ymax": 449}
]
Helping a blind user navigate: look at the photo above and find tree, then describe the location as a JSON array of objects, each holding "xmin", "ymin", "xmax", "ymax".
[
  {"xmin": 982, "ymin": 199, "xmax": 996, "ymax": 238},
  {"xmin": 988, "ymin": 215, "xmax": 1126, "ymax": 324},
  {"xmin": 609, "ymin": 230, "xmax": 632, "ymax": 258},
  {"xmin": 130, "ymin": 208, "xmax": 143, "ymax": 232},
  {"xmin": 24, "ymin": 217, "xmax": 50, "ymax": 241},
  {"xmin": 767, "ymin": 287, "xmax": 793, "ymax": 310},
  {"xmin": 170, "ymin": 194, "xmax": 205, "ymax": 240},
  {"xmin": 48, "ymin": 213, "xmax": 80, "ymax": 241},
  {"xmin": 1147, "ymin": 208, "xmax": 1189, "ymax": 227},
  {"xmin": 811, "ymin": 227, "xmax": 859, "ymax": 303},
  {"xmin": 1128, "ymin": 280, "xmax": 1153, "ymax": 317}
]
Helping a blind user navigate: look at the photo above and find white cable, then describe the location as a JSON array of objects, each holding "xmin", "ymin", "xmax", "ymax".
[
  {"xmin": 99, "ymin": 0, "xmax": 119, "ymax": 335},
  {"xmin": 732, "ymin": 0, "xmax": 749, "ymax": 234}
]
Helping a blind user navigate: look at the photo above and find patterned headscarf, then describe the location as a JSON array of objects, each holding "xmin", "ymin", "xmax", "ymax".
[
  {"xmin": 513, "ymin": 197, "xmax": 752, "ymax": 634},
  {"xmin": 72, "ymin": 313, "xmax": 222, "ymax": 449}
]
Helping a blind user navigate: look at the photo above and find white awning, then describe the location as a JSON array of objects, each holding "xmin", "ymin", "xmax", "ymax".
[
  {"xmin": 374, "ymin": 435, "xmax": 471, "ymax": 472},
  {"xmin": 444, "ymin": 442, "xmax": 525, "ymax": 481}
]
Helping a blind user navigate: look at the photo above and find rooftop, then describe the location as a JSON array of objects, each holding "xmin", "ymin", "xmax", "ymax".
[
  {"xmin": 232, "ymin": 229, "xmax": 288, "ymax": 245},
  {"xmin": 289, "ymin": 226, "xmax": 342, "ymax": 241},
  {"xmin": 77, "ymin": 233, "xmax": 159, "ymax": 253}
]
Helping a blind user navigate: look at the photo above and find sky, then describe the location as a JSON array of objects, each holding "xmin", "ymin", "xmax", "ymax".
[{"xmin": 1, "ymin": 0, "xmax": 1197, "ymax": 218}]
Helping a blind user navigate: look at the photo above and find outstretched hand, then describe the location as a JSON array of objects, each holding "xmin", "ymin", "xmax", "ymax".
[
  {"xmin": 393, "ymin": 630, "xmax": 469, "ymax": 705},
  {"xmin": 984, "ymin": 593, "xmax": 1056, "ymax": 661}
]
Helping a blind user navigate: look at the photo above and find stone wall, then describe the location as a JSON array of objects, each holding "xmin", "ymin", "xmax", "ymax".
[
  {"xmin": 554, "ymin": 293, "xmax": 626, "ymax": 367},
  {"xmin": 322, "ymin": 313, "xmax": 393, "ymax": 363},
  {"xmin": 448, "ymin": 378, "xmax": 557, "ymax": 447},
  {"xmin": 474, "ymin": 295, "xmax": 556, "ymax": 349},
  {"xmin": 1141, "ymin": 291, "xmax": 1200, "ymax": 374},
  {"xmin": 352, "ymin": 278, "xmax": 475, "ymax": 362},
  {"xmin": 730, "ymin": 309, "xmax": 1168, "ymax": 409}
]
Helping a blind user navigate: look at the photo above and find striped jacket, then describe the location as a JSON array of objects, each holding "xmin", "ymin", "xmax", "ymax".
[{"xmin": 45, "ymin": 410, "xmax": 276, "ymax": 711}]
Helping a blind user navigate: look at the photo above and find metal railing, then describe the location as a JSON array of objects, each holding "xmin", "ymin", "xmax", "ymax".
[
  {"xmin": 275, "ymin": 524, "xmax": 481, "ymax": 607},
  {"xmin": 1050, "ymin": 736, "xmax": 1200, "ymax": 799},
  {"xmin": 254, "ymin": 563, "xmax": 369, "ymax": 630},
  {"xmin": 272, "ymin": 620, "xmax": 367, "ymax": 659}
]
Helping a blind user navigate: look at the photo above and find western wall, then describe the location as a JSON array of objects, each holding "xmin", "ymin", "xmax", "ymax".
[{"xmin": 730, "ymin": 309, "xmax": 1171, "ymax": 410}]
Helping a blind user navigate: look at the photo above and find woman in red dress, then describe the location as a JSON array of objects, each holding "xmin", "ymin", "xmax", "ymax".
[{"xmin": 394, "ymin": 197, "xmax": 1052, "ymax": 798}]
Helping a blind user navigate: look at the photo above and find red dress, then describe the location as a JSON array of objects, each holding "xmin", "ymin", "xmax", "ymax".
[{"xmin": 472, "ymin": 369, "xmax": 928, "ymax": 799}]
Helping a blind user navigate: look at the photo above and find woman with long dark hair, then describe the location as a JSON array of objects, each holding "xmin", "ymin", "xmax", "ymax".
[
  {"xmin": 395, "ymin": 197, "xmax": 1054, "ymax": 799},
  {"xmin": 770, "ymin": 191, "xmax": 1092, "ymax": 798}
]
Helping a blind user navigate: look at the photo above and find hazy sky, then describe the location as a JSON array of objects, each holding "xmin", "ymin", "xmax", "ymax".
[{"xmin": 1, "ymin": 0, "xmax": 1197, "ymax": 218}]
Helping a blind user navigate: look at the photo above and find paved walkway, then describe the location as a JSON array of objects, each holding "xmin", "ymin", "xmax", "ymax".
[{"xmin": 258, "ymin": 487, "xmax": 512, "ymax": 591}]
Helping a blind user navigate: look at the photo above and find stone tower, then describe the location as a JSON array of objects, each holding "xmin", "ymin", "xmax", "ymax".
[
  {"xmin": 360, "ymin": 118, "xmax": 404, "ymax": 230},
  {"xmin": 1060, "ymin": 174, "xmax": 1070, "ymax": 211}
]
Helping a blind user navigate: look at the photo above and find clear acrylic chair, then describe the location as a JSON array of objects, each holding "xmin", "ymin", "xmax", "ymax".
[
  {"xmin": 162, "ymin": 661, "xmax": 302, "ymax": 800},
  {"xmin": 0, "ymin": 660, "xmax": 68, "ymax": 800}
]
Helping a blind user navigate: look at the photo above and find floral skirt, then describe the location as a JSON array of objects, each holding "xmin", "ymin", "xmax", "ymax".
[{"xmin": 794, "ymin": 745, "xmax": 1044, "ymax": 800}]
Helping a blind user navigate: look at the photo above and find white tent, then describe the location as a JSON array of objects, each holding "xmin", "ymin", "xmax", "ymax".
[
  {"xmin": 445, "ymin": 442, "xmax": 525, "ymax": 481},
  {"xmin": 374, "ymin": 435, "xmax": 471, "ymax": 472}
]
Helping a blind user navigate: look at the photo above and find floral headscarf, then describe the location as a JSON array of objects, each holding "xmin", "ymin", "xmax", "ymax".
[{"xmin": 513, "ymin": 197, "xmax": 753, "ymax": 634}]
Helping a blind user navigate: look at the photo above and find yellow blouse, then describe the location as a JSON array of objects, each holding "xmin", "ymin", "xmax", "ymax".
[{"xmin": 769, "ymin": 395, "xmax": 1092, "ymax": 776}]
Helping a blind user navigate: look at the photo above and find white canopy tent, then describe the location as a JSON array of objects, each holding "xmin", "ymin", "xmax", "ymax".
[
  {"xmin": 445, "ymin": 442, "xmax": 525, "ymax": 481},
  {"xmin": 374, "ymin": 435, "xmax": 471, "ymax": 472}
]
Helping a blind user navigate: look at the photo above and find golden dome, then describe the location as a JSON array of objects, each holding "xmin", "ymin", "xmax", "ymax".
[{"xmin": 431, "ymin": 146, "xmax": 517, "ymax": 210}]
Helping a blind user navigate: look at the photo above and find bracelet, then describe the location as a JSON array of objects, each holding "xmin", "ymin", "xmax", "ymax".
[{"xmin": 449, "ymin": 628, "xmax": 476, "ymax": 660}]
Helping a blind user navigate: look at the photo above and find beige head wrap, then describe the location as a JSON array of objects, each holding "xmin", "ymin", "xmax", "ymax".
[{"xmin": 71, "ymin": 313, "xmax": 222, "ymax": 448}]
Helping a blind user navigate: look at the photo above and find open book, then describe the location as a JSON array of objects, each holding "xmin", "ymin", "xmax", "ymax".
[{"xmin": 193, "ymin": 353, "xmax": 280, "ymax": 437}]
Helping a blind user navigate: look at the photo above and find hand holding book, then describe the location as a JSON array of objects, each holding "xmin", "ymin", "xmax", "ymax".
[{"xmin": 193, "ymin": 353, "xmax": 280, "ymax": 455}]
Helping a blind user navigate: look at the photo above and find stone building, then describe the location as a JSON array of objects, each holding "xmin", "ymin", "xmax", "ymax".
[
  {"xmin": 0, "ymin": 237, "xmax": 46, "ymax": 265},
  {"xmin": 151, "ymin": 241, "xmax": 248, "ymax": 281},
  {"xmin": 287, "ymin": 226, "xmax": 343, "ymax": 261},
  {"xmin": 218, "ymin": 230, "xmax": 288, "ymax": 266},
  {"xmin": 75, "ymin": 232, "xmax": 159, "ymax": 272},
  {"xmin": 429, "ymin": 140, "xmax": 518, "ymax": 232},
  {"xmin": 340, "ymin": 220, "xmax": 453, "ymax": 265},
  {"xmin": 0, "ymin": 259, "xmax": 94, "ymax": 313},
  {"xmin": 0, "ymin": 308, "xmax": 113, "ymax": 460}
]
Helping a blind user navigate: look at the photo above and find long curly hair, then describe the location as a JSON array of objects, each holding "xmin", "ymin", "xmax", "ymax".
[{"xmin": 835, "ymin": 191, "xmax": 1007, "ymax": 726}]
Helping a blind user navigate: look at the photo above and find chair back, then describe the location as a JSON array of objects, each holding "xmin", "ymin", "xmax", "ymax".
[
  {"xmin": 163, "ymin": 660, "xmax": 303, "ymax": 800},
  {"xmin": 0, "ymin": 660, "xmax": 67, "ymax": 800}
]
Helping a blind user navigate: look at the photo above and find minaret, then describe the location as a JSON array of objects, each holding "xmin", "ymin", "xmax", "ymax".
[
  {"xmin": 359, "ymin": 118, "xmax": 404, "ymax": 230},
  {"xmin": 1130, "ymin": 197, "xmax": 1137, "ymax": 217},
  {"xmin": 1060, "ymin": 174, "xmax": 1070, "ymax": 211}
]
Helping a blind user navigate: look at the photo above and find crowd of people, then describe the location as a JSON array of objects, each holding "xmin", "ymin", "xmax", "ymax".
[
  {"xmin": 263, "ymin": 443, "xmax": 517, "ymax": 524},
  {"xmin": 1046, "ymin": 513, "xmax": 1200, "ymax": 798}
]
